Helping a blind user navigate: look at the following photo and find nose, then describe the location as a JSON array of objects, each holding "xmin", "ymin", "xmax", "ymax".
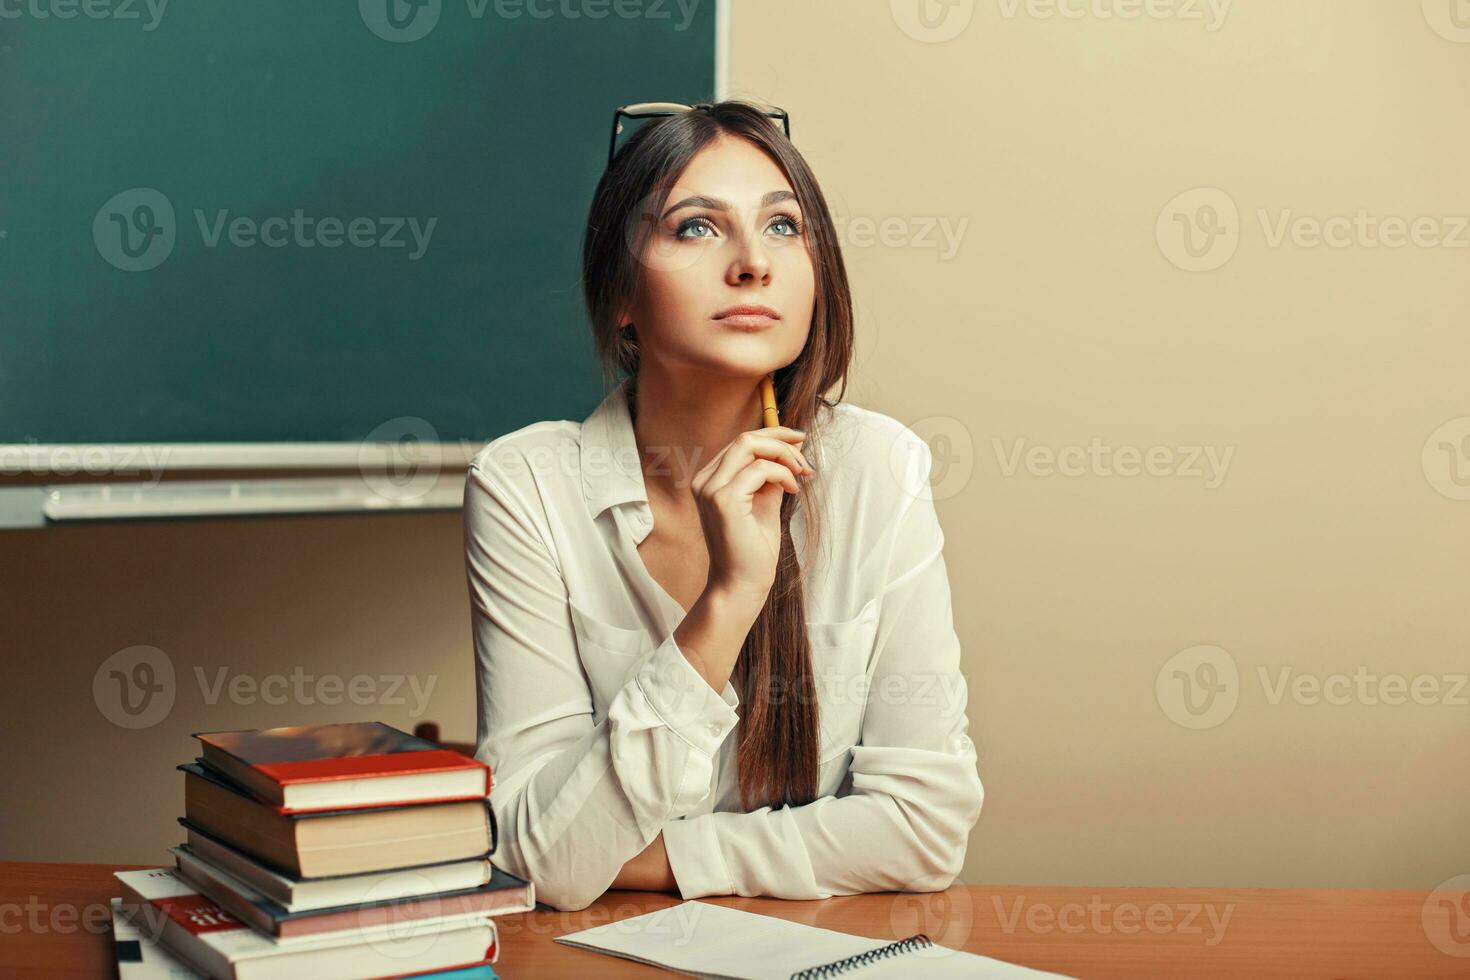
[{"xmin": 726, "ymin": 221, "xmax": 772, "ymax": 285}]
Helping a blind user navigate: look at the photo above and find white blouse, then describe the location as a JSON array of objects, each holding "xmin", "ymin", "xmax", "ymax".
[{"xmin": 463, "ymin": 379, "xmax": 983, "ymax": 912}]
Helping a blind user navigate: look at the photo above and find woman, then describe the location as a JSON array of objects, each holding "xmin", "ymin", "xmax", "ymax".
[{"xmin": 463, "ymin": 100, "xmax": 982, "ymax": 912}]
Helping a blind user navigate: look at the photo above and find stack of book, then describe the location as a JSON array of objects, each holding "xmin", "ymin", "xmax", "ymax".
[{"xmin": 111, "ymin": 721, "xmax": 536, "ymax": 980}]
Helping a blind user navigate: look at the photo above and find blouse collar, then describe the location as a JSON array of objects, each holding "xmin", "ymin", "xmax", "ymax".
[{"xmin": 580, "ymin": 379, "xmax": 647, "ymax": 520}]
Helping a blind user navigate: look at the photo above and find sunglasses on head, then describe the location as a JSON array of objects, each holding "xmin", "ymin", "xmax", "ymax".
[{"xmin": 608, "ymin": 101, "xmax": 791, "ymax": 168}]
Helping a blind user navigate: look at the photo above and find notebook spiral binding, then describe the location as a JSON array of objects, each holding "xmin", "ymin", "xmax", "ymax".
[{"xmin": 788, "ymin": 933, "xmax": 933, "ymax": 979}]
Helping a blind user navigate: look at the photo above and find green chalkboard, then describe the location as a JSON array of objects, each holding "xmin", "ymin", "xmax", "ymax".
[{"xmin": 0, "ymin": 0, "xmax": 715, "ymax": 447}]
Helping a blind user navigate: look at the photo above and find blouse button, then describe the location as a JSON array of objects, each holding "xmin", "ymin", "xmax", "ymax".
[{"xmin": 707, "ymin": 722, "xmax": 721, "ymax": 737}]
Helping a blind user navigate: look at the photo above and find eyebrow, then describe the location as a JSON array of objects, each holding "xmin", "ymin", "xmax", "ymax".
[{"xmin": 661, "ymin": 190, "xmax": 798, "ymax": 221}]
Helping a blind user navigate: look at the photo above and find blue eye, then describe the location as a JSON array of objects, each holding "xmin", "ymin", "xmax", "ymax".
[
  {"xmin": 672, "ymin": 213, "xmax": 805, "ymax": 239},
  {"xmin": 675, "ymin": 217, "xmax": 716, "ymax": 238},
  {"xmin": 770, "ymin": 213, "xmax": 804, "ymax": 236}
]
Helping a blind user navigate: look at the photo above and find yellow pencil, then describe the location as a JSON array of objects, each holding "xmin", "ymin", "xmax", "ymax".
[{"xmin": 760, "ymin": 373, "xmax": 780, "ymax": 428}]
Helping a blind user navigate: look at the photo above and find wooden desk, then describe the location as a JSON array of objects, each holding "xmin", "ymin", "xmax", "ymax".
[{"xmin": 0, "ymin": 861, "xmax": 1461, "ymax": 978}]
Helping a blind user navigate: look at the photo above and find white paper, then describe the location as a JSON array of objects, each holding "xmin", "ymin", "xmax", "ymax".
[{"xmin": 553, "ymin": 900, "xmax": 1073, "ymax": 979}]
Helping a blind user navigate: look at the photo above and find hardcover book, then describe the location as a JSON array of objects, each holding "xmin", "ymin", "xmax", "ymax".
[{"xmin": 193, "ymin": 722, "xmax": 489, "ymax": 812}]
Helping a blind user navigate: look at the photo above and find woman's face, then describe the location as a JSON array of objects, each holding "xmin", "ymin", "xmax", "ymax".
[{"xmin": 621, "ymin": 135, "xmax": 815, "ymax": 380}]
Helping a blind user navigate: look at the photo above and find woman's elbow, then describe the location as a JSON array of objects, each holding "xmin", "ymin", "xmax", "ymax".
[
  {"xmin": 903, "ymin": 831, "xmax": 971, "ymax": 893},
  {"xmin": 501, "ymin": 849, "xmax": 606, "ymax": 911},
  {"xmin": 490, "ymin": 826, "xmax": 607, "ymax": 912},
  {"xmin": 536, "ymin": 880, "xmax": 605, "ymax": 912},
  {"xmin": 903, "ymin": 770, "xmax": 983, "ymax": 892}
]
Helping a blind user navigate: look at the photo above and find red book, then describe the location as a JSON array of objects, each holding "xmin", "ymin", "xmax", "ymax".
[{"xmin": 194, "ymin": 721, "xmax": 490, "ymax": 813}]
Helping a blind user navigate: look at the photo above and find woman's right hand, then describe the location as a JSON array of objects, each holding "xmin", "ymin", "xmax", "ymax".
[{"xmin": 691, "ymin": 425, "xmax": 814, "ymax": 609}]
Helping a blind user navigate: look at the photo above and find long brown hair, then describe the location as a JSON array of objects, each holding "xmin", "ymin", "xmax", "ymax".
[{"xmin": 581, "ymin": 100, "xmax": 853, "ymax": 811}]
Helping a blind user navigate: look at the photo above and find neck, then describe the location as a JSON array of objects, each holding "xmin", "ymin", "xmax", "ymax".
[{"xmin": 629, "ymin": 366, "xmax": 767, "ymax": 505}]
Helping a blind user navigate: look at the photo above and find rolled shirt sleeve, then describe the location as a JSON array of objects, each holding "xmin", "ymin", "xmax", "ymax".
[
  {"xmin": 663, "ymin": 432, "xmax": 984, "ymax": 900},
  {"xmin": 464, "ymin": 459, "xmax": 739, "ymax": 911}
]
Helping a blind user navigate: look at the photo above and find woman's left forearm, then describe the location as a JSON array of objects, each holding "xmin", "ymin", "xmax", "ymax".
[{"xmin": 611, "ymin": 831, "xmax": 677, "ymax": 892}]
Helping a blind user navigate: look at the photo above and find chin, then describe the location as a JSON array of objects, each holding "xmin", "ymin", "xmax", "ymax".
[{"xmin": 679, "ymin": 356, "xmax": 783, "ymax": 381}]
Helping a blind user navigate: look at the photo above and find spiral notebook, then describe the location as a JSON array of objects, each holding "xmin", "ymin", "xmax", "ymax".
[{"xmin": 553, "ymin": 900, "xmax": 1074, "ymax": 979}]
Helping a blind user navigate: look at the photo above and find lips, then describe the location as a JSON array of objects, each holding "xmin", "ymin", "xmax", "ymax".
[
  {"xmin": 716, "ymin": 315, "xmax": 778, "ymax": 330},
  {"xmin": 713, "ymin": 304, "xmax": 781, "ymax": 321}
]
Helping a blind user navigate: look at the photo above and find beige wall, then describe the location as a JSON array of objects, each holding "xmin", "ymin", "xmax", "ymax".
[
  {"xmin": 4, "ymin": 1, "xmax": 1466, "ymax": 893},
  {"xmin": 723, "ymin": 0, "xmax": 1469, "ymax": 889}
]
